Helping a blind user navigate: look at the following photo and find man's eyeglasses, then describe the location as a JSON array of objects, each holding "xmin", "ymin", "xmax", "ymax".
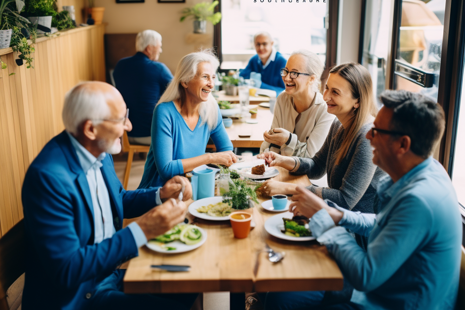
[
  {"xmin": 94, "ymin": 109, "xmax": 129, "ymax": 126},
  {"xmin": 280, "ymin": 69, "xmax": 311, "ymax": 79},
  {"xmin": 371, "ymin": 127, "xmax": 407, "ymax": 138}
]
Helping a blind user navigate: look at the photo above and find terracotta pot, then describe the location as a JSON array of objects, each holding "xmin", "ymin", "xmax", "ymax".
[{"xmin": 87, "ymin": 7, "xmax": 105, "ymax": 25}]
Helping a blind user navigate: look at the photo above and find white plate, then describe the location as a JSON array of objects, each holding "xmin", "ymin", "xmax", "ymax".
[
  {"xmin": 238, "ymin": 166, "xmax": 279, "ymax": 180},
  {"xmin": 188, "ymin": 196, "xmax": 231, "ymax": 221},
  {"xmin": 220, "ymin": 104, "xmax": 241, "ymax": 117},
  {"xmin": 264, "ymin": 212, "xmax": 315, "ymax": 241},
  {"xmin": 261, "ymin": 199, "xmax": 290, "ymax": 212},
  {"xmin": 146, "ymin": 226, "xmax": 207, "ymax": 254},
  {"xmin": 259, "ymin": 102, "xmax": 270, "ymax": 108}
]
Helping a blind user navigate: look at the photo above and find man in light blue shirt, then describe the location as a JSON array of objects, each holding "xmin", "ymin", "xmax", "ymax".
[
  {"xmin": 261, "ymin": 90, "xmax": 462, "ymax": 310},
  {"xmin": 22, "ymin": 82, "xmax": 197, "ymax": 310}
]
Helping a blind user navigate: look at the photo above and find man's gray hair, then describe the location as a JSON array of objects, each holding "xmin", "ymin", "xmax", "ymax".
[
  {"xmin": 62, "ymin": 82, "xmax": 111, "ymax": 135},
  {"xmin": 157, "ymin": 50, "xmax": 219, "ymax": 130},
  {"xmin": 254, "ymin": 31, "xmax": 273, "ymax": 43},
  {"xmin": 136, "ymin": 30, "xmax": 162, "ymax": 52}
]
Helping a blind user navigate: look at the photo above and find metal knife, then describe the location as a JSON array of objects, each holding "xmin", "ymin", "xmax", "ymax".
[{"xmin": 151, "ymin": 264, "xmax": 191, "ymax": 272}]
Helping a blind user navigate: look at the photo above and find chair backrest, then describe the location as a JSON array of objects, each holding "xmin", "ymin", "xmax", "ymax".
[
  {"xmin": 122, "ymin": 131, "xmax": 131, "ymax": 153},
  {"xmin": 458, "ymin": 245, "xmax": 465, "ymax": 309},
  {"xmin": 0, "ymin": 220, "xmax": 25, "ymax": 310}
]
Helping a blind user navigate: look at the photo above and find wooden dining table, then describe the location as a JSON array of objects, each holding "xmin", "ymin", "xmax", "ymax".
[{"xmin": 123, "ymin": 168, "xmax": 343, "ymax": 294}]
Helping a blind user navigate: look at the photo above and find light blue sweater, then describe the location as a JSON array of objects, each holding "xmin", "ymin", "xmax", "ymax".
[
  {"xmin": 311, "ymin": 157, "xmax": 462, "ymax": 309},
  {"xmin": 138, "ymin": 101, "xmax": 233, "ymax": 188}
]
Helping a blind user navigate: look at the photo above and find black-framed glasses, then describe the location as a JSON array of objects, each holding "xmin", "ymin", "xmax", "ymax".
[
  {"xmin": 371, "ymin": 127, "xmax": 407, "ymax": 138},
  {"xmin": 280, "ymin": 69, "xmax": 311, "ymax": 79},
  {"xmin": 94, "ymin": 109, "xmax": 129, "ymax": 126}
]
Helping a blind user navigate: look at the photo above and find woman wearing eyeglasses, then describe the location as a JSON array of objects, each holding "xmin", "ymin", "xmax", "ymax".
[
  {"xmin": 260, "ymin": 50, "xmax": 334, "ymax": 158},
  {"xmin": 258, "ymin": 63, "xmax": 385, "ymax": 213}
]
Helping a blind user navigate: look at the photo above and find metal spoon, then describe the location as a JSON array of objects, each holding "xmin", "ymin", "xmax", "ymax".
[{"xmin": 265, "ymin": 244, "xmax": 285, "ymax": 263}]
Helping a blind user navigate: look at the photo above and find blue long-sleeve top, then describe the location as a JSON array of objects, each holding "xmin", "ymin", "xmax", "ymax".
[
  {"xmin": 309, "ymin": 157, "xmax": 461, "ymax": 310},
  {"xmin": 138, "ymin": 101, "xmax": 233, "ymax": 188},
  {"xmin": 113, "ymin": 52, "xmax": 173, "ymax": 137},
  {"xmin": 239, "ymin": 50, "xmax": 287, "ymax": 96}
]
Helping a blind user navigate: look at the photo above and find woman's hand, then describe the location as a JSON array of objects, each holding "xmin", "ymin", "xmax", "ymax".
[
  {"xmin": 289, "ymin": 186, "xmax": 343, "ymax": 225},
  {"xmin": 263, "ymin": 128, "xmax": 291, "ymax": 146},
  {"xmin": 257, "ymin": 151, "xmax": 295, "ymax": 170},
  {"xmin": 259, "ymin": 179, "xmax": 298, "ymax": 197},
  {"xmin": 211, "ymin": 151, "xmax": 237, "ymax": 167}
]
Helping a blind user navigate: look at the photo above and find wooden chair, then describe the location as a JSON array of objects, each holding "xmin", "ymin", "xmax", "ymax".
[
  {"xmin": 458, "ymin": 245, "xmax": 465, "ymax": 309},
  {"xmin": 0, "ymin": 220, "xmax": 25, "ymax": 310},
  {"xmin": 122, "ymin": 131, "xmax": 150, "ymax": 190}
]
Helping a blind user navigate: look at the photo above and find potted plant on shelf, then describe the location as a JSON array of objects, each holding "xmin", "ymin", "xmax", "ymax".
[
  {"xmin": 87, "ymin": 0, "xmax": 105, "ymax": 25},
  {"xmin": 24, "ymin": 0, "xmax": 56, "ymax": 34},
  {"xmin": 0, "ymin": 0, "xmax": 15, "ymax": 49},
  {"xmin": 180, "ymin": 1, "xmax": 221, "ymax": 34}
]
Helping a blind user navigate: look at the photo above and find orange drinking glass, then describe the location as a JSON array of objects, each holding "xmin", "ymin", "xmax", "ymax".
[{"xmin": 229, "ymin": 212, "xmax": 252, "ymax": 239}]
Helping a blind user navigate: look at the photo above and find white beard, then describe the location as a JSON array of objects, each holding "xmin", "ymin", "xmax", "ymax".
[{"xmin": 99, "ymin": 138, "xmax": 122, "ymax": 154}]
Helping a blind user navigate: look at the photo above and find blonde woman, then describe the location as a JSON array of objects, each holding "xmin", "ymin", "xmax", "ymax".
[
  {"xmin": 259, "ymin": 63, "xmax": 385, "ymax": 212},
  {"xmin": 139, "ymin": 51, "xmax": 236, "ymax": 188},
  {"xmin": 261, "ymin": 50, "xmax": 334, "ymax": 158}
]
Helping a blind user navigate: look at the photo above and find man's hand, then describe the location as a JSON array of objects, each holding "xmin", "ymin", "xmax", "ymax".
[
  {"xmin": 263, "ymin": 128, "xmax": 290, "ymax": 146},
  {"xmin": 136, "ymin": 198, "xmax": 188, "ymax": 240},
  {"xmin": 159, "ymin": 176, "xmax": 192, "ymax": 202},
  {"xmin": 289, "ymin": 186, "xmax": 343, "ymax": 225}
]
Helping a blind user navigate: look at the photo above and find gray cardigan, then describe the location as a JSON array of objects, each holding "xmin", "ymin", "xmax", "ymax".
[{"xmin": 292, "ymin": 119, "xmax": 386, "ymax": 213}]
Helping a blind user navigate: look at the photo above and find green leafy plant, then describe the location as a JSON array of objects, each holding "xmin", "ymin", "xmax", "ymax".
[
  {"xmin": 10, "ymin": 26, "xmax": 35, "ymax": 68},
  {"xmin": 0, "ymin": 57, "xmax": 6, "ymax": 69},
  {"xmin": 88, "ymin": 0, "xmax": 95, "ymax": 8},
  {"xmin": 220, "ymin": 74, "xmax": 239, "ymax": 86},
  {"xmin": 219, "ymin": 166, "xmax": 240, "ymax": 179},
  {"xmin": 180, "ymin": 1, "xmax": 221, "ymax": 25},
  {"xmin": 52, "ymin": 10, "xmax": 74, "ymax": 30},
  {"xmin": 223, "ymin": 178, "xmax": 259, "ymax": 210},
  {"xmin": 24, "ymin": 0, "xmax": 56, "ymax": 16}
]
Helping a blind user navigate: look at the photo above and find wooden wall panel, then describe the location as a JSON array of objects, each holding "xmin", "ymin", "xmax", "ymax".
[{"xmin": 0, "ymin": 24, "xmax": 106, "ymax": 237}]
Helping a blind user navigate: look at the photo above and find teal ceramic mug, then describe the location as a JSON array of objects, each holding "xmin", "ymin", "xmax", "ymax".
[
  {"xmin": 272, "ymin": 194, "xmax": 288, "ymax": 210},
  {"xmin": 191, "ymin": 168, "xmax": 216, "ymax": 200}
]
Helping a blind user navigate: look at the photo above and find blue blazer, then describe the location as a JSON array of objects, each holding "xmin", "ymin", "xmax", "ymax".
[{"xmin": 21, "ymin": 131, "xmax": 159, "ymax": 310}]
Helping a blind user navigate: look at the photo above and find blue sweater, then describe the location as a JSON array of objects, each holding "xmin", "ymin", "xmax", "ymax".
[
  {"xmin": 311, "ymin": 157, "xmax": 462, "ymax": 309},
  {"xmin": 239, "ymin": 51, "xmax": 287, "ymax": 96},
  {"xmin": 113, "ymin": 52, "xmax": 173, "ymax": 137},
  {"xmin": 138, "ymin": 101, "xmax": 233, "ymax": 188}
]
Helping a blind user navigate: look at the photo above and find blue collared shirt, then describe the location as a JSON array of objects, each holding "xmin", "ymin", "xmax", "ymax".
[
  {"xmin": 67, "ymin": 132, "xmax": 157, "ymax": 247},
  {"xmin": 309, "ymin": 157, "xmax": 462, "ymax": 309}
]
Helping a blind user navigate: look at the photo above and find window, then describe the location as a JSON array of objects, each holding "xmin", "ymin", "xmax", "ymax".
[
  {"xmin": 451, "ymin": 61, "xmax": 465, "ymax": 213},
  {"xmin": 220, "ymin": 0, "xmax": 328, "ymax": 70}
]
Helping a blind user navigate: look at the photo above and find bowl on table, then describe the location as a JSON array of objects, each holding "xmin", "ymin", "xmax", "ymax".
[{"xmin": 223, "ymin": 117, "xmax": 233, "ymax": 128}]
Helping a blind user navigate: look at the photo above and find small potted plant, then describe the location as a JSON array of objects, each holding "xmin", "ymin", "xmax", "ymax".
[
  {"xmin": 24, "ymin": 0, "xmax": 56, "ymax": 34},
  {"xmin": 222, "ymin": 178, "xmax": 259, "ymax": 214},
  {"xmin": 87, "ymin": 0, "xmax": 105, "ymax": 25},
  {"xmin": 180, "ymin": 1, "xmax": 221, "ymax": 34},
  {"xmin": 220, "ymin": 71, "xmax": 240, "ymax": 96},
  {"xmin": 249, "ymin": 109, "xmax": 257, "ymax": 119},
  {"xmin": 0, "ymin": 0, "xmax": 15, "ymax": 48}
]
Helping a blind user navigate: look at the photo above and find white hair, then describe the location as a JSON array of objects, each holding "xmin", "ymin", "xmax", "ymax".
[
  {"xmin": 253, "ymin": 31, "xmax": 273, "ymax": 43},
  {"xmin": 157, "ymin": 50, "xmax": 220, "ymax": 130},
  {"xmin": 136, "ymin": 30, "xmax": 162, "ymax": 52},
  {"xmin": 62, "ymin": 82, "xmax": 111, "ymax": 135},
  {"xmin": 290, "ymin": 49, "xmax": 324, "ymax": 93}
]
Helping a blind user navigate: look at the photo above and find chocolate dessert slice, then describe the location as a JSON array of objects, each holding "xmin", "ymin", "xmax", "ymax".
[{"xmin": 251, "ymin": 164, "xmax": 266, "ymax": 175}]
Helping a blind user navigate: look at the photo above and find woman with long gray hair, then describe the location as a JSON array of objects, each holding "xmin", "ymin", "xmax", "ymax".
[
  {"xmin": 139, "ymin": 50, "xmax": 236, "ymax": 188},
  {"xmin": 260, "ymin": 50, "xmax": 334, "ymax": 158}
]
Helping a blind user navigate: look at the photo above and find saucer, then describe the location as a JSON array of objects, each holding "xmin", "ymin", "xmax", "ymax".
[{"xmin": 261, "ymin": 199, "xmax": 290, "ymax": 212}]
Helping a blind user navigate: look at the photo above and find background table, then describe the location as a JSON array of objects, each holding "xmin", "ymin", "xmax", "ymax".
[
  {"xmin": 215, "ymin": 90, "xmax": 270, "ymax": 105},
  {"xmin": 123, "ymin": 168, "xmax": 343, "ymax": 294}
]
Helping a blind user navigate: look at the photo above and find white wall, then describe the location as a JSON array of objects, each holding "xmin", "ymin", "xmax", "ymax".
[
  {"xmin": 97, "ymin": 0, "xmax": 214, "ymax": 72},
  {"xmin": 337, "ymin": 0, "xmax": 362, "ymax": 64}
]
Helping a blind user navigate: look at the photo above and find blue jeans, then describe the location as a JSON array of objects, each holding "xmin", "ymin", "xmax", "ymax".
[
  {"xmin": 260, "ymin": 278, "xmax": 358, "ymax": 310},
  {"xmin": 89, "ymin": 269, "xmax": 198, "ymax": 310}
]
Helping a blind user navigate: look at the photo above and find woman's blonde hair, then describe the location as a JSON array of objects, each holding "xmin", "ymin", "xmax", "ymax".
[
  {"xmin": 330, "ymin": 63, "xmax": 378, "ymax": 165},
  {"xmin": 157, "ymin": 50, "xmax": 220, "ymax": 130},
  {"xmin": 290, "ymin": 50, "xmax": 324, "ymax": 93}
]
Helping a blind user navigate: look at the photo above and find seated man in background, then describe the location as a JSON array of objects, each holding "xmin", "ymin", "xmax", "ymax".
[
  {"xmin": 114, "ymin": 29, "xmax": 173, "ymax": 145},
  {"xmin": 261, "ymin": 90, "xmax": 462, "ymax": 310},
  {"xmin": 21, "ymin": 81, "xmax": 197, "ymax": 310},
  {"xmin": 239, "ymin": 31, "xmax": 287, "ymax": 96}
]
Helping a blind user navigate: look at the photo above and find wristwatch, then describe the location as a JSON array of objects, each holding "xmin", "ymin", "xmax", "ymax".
[{"xmin": 285, "ymin": 133, "xmax": 292, "ymax": 146}]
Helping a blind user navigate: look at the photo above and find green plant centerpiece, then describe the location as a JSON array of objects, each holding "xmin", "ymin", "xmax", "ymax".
[
  {"xmin": 222, "ymin": 178, "xmax": 259, "ymax": 210},
  {"xmin": 180, "ymin": 1, "xmax": 221, "ymax": 34},
  {"xmin": 220, "ymin": 71, "xmax": 240, "ymax": 96}
]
